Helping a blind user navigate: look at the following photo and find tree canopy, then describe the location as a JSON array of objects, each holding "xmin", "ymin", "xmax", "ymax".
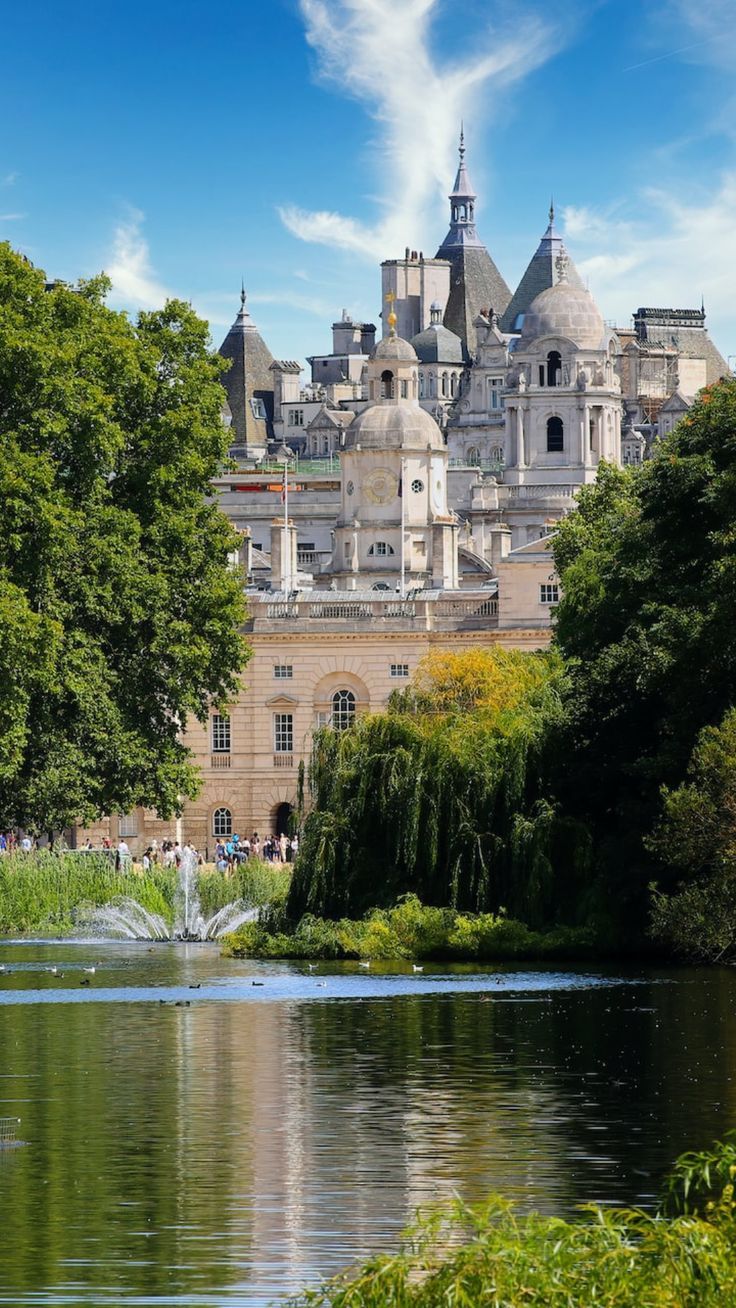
[
  {"xmin": 0, "ymin": 244, "xmax": 248, "ymax": 832},
  {"xmin": 552, "ymin": 378, "xmax": 736, "ymax": 914}
]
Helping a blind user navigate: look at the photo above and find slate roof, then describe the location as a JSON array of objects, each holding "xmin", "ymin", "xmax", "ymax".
[
  {"xmin": 411, "ymin": 321, "xmax": 464, "ymax": 364},
  {"xmin": 217, "ymin": 290, "xmax": 276, "ymax": 448},
  {"xmin": 440, "ymin": 246, "xmax": 512, "ymax": 361},
  {"xmin": 634, "ymin": 309, "xmax": 729, "ymax": 385},
  {"xmin": 500, "ymin": 209, "xmax": 585, "ymax": 334}
]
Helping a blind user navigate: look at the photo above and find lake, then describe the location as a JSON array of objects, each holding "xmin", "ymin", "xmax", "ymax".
[{"xmin": 0, "ymin": 941, "xmax": 734, "ymax": 1305}]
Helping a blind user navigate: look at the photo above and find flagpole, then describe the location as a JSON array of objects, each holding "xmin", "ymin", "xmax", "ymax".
[
  {"xmin": 400, "ymin": 456, "xmax": 406, "ymax": 600},
  {"xmin": 283, "ymin": 461, "xmax": 290, "ymax": 593}
]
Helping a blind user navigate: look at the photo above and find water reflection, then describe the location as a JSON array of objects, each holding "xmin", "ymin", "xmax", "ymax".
[{"xmin": 0, "ymin": 945, "xmax": 734, "ymax": 1305}]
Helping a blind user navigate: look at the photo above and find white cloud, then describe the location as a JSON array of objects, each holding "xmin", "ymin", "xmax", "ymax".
[
  {"xmin": 562, "ymin": 174, "xmax": 736, "ymax": 351},
  {"xmin": 106, "ymin": 210, "xmax": 171, "ymax": 311},
  {"xmin": 282, "ymin": 0, "xmax": 568, "ymax": 258},
  {"xmin": 0, "ymin": 212, "xmax": 24, "ymax": 222}
]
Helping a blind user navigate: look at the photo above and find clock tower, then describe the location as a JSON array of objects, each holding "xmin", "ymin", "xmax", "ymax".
[{"xmin": 331, "ymin": 322, "xmax": 459, "ymax": 591}]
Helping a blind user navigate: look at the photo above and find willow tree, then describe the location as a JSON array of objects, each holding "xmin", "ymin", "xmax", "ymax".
[
  {"xmin": 0, "ymin": 244, "xmax": 249, "ymax": 832},
  {"xmin": 289, "ymin": 648, "xmax": 587, "ymax": 923}
]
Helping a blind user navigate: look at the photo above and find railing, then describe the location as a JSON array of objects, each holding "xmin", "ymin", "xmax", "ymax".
[
  {"xmin": 503, "ymin": 484, "xmax": 576, "ymax": 500},
  {"xmin": 308, "ymin": 602, "xmax": 372, "ymax": 620},
  {"xmin": 273, "ymin": 754, "xmax": 295, "ymax": 769},
  {"xmin": 255, "ymin": 591, "xmax": 499, "ymax": 631},
  {"xmin": 433, "ymin": 597, "xmax": 498, "ymax": 618},
  {"xmin": 449, "ymin": 459, "xmax": 505, "ymax": 473},
  {"xmin": 211, "ymin": 754, "xmax": 231, "ymax": 769},
  {"xmin": 267, "ymin": 602, "xmax": 301, "ymax": 619}
]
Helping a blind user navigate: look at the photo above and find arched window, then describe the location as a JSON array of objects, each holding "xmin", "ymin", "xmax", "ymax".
[
  {"xmin": 213, "ymin": 807, "xmax": 232, "ymax": 837},
  {"xmin": 467, "ymin": 446, "xmax": 481, "ymax": 466},
  {"xmin": 450, "ymin": 372, "xmax": 458, "ymax": 397},
  {"xmin": 368, "ymin": 542, "xmax": 395, "ymax": 556},
  {"xmin": 546, "ymin": 416, "xmax": 564, "ymax": 452},
  {"xmin": 490, "ymin": 444, "xmax": 505, "ymax": 466},
  {"xmin": 429, "ymin": 373, "xmax": 435, "ymax": 398},
  {"xmin": 372, "ymin": 582, "xmax": 390, "ymax": 590},
  {"xmin": 332, "ymin": 689, "xmax": 356, "ymax": 732},
  {"xmin": 400, "ymin": 379, "xmax": 408, "ymax": 398},
  {"xmin": 547, "ymin": 351, "xmax": 562, "ymax": 387},
  {"xmin": 441, "ymin": 371, "xmax": 449, "ymax": 397},
  {"xmin": 419, "ymin": 372, "xmax": 425, "ymax": 398},
  {"xmin": 381, "ymin": 369, "xmax": 394, "ymax": 399}
]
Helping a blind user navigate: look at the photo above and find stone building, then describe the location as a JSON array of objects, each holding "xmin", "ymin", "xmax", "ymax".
[{"xmin": 218, "ymin": 289, "xmax": 276, "ymax": 459}]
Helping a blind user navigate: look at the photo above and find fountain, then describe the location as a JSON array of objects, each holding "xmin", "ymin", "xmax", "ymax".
[{"xmin": 83, "ymin": 848, "xmax": 261, "ymax": 941}]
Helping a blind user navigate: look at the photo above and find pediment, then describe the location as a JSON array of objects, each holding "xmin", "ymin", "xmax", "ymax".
[{"xmin": 265, "ymin": 693, "xmax": 299, "ymax": 707}]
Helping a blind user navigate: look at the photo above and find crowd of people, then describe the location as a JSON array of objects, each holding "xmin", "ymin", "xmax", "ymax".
[
  {"xmin": 0, "ymin": 830, "xmax": 299, "ymax": 876},
  {"xmin": 213, "ymin": 831, "xmax": 297, "ymax": 874}
]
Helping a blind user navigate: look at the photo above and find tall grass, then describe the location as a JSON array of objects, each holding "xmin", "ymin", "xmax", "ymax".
[
  {"xmin": 0, "ymin": 852, "xmax": 290, "ymax": 935},
  {"xmin": 289, "ymin": 1136, "xmax": 736, "ymax": 1306},
  {"xmin": 0, "ymin": 852, "xmax": 172, "ymax": 934}
]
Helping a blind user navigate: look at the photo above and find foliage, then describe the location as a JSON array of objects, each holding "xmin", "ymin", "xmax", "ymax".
[
  {"xmin": 0, "ymin": 851, "xmax": 172, "ymax": 933},
  {"xmin": 661, "ymin": 1132, "xmax": 736, "ymax": 1217},
  {"xmin": 222, "ymin": 893, "xmax": 595, "ymax": 961},
  {"xmin": 0, "ymin": 244, "xmax": 249, "ymax": 833},
  {"xmin": 197, "ymin": 859, "xmax": 291, "ymax": 919},
  {"xmin": 552, "ymin": 383, "xmax": 736, "ymax": 919},
  {"xmin": 288, "ymin": 648, "xmax": 589, "ymax": 923},
  {"xmin": 289, "ymin": 1140, "xmax": 736, "ymax": 1307}
]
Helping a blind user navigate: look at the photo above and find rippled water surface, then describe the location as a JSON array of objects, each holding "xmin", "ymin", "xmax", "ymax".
[{"xmin": 0, "ymin": 941, "xmax": 734, "ymax": 1305}]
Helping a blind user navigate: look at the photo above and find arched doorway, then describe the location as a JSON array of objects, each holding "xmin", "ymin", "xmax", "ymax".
[{"xmin": 273, "ymin": 801, "xmax": 293, "ymax": 836}]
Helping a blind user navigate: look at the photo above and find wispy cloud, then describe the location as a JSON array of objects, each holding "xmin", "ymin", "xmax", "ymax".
[
  {"xmin": 563, "ymin": 173, "xmax": 736, "ymax": 348},
  {"xmin": 281, "ymin": 0, "xmax": 569, "ymax": 259},
  {"xmin": 0, "ymin": 212, "xmax": 24, "ymax": 222},
  {"xmin": 106, "ymin": 209, "xmax": 171, "ymax": 311}
]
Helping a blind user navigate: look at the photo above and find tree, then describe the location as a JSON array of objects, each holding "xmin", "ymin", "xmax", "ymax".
[
  {"xmin": 552, "ymin": 379, "xmax": 736, "ymax": 915},
  {"xmin": 0, "ymin": 244, "xmax": 249, "ymax": 832}
]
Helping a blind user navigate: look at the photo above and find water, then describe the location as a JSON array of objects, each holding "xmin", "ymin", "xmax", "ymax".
[
  {"xmin": 0, "ymin": 942, "xmax": 735, "ymax": 1305},
  {"xmin": 86, "ymin": 850, "xmax": 259, "ymax": 941}
]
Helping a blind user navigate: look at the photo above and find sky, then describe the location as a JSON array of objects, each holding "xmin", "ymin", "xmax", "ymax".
[{"xmin": 2, "ymin": 0, "xmax": 736, "ymax": 365}]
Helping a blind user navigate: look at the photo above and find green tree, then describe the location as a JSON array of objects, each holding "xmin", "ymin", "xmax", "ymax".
[
  {"xmin": 552, "ymin": 378, "xmax": 736, "ymax": 918},
  {"xmin": 0, "ymin": 244, "xmax": 248, "ymax": 832}
]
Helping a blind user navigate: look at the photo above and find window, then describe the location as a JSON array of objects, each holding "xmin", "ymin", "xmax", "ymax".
[
  {"xmin": 467, "ymin": 447, "xmax": 481, "ymax": 466},
  {"xmin": 373, "ymin": 582, "xmax": 390, "ymax": 590},
  {"xmin": 390, "ymin": 663, "xmax": 410, "ymax": 678},
  {"xmin": 213, "ymin": 807, "xmax": 232, "ymax": 837},
  {"xmin": 411, "ymin": 479, "xmax": 424, "ymax": 493},
  {"xmin": 119, "ymin": 812, "xmax": 138, "ymax": 838},
  {"xmin": 274, "ymin": 664, "xmax": 293, "ymax": 679},
  {"xmin": 546, "ymin": 416, "xmax": 564, "ymax": 452},
  {"xmin": 332, "ymin": 689, "xmax": 356, "ymax": 732},
  {"xmin": 368, "ymin": 541, "xmax": 395, "ymax": 556},
  {"xmin": 490, "ymin": 377, "xmax": 502, "ymax": 409},
  {"xmin": 429, "ymin": 373, "xmax": 435, "ymax": 398},
  {"xmin": 547, "ymin": 351, "xmax": 562, "ymax": 387},
  {"xmin": 441, "ymin": 371, "xmax": 449, "ymax": 397},
  {"xmin": 381, "ymin": 369, "xmax": 394, "ymax": 398},
  {"xmin": 322, "ymin": 435, "xmax": 330, "ymax": 454},
  {"xmin": 419, "ymin": 372, "xmax": 425, "ymax": 398},
  {"xmin": 540, "ymin": 583, "xmax": 559, "ymax": 605},
  {"xmin": 250, "ymin": 398, "xmax": 267, "ymax": 419},
  {"xmin": 274, "ymin": 713, "xmax": 293, "ymax": 753},
  {"xmin": 288, "ymin": 409, "xmax": 304, "ymax": 426},
  {"xmin": 490, "ymin": 445, "xmax": 505, "ymax": 465},
  {"xmin": 211, "ymin": 713, "xmax": 231, "ymax": 753},
  {"xmin": 400, "ymin": 379, "xmax": 408, "ymax": 398}
]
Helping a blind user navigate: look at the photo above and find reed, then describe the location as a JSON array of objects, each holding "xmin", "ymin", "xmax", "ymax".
[{"xmin": 0, "ymin": 852, "xmax": 172, "ymax": 933}]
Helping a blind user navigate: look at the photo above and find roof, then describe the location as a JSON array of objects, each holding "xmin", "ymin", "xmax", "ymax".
[
  {"xmin": 500, "ymin": 210, "xmax": 585, "ymax": 333},
  {"xmin": 371, "ymin": 335, "xmax": 418, "ymax": 363},
  {"xmin": 519, "ymin": 279, "xmax": 606, "ymax": 350},
  {"xmin": 410, "ymin": 322, "xmax": 464, "ymax": 364},
  {"xmin": 344, "ymin": 402, "xmax": 444, "ymax": 451},
  {"xmin": 270, "ymin": 360, "xmax": 301, "ymax": 373},
  {"xmin": 439, "ymin": 245, "xmax": 512, "ymax": 360},
  {"xmin": 306, "ymin": 406, "xmax": 355, "ymax": 430},
  {"xmin": 217, "ymin": 291, "xmax": 276, "ymax": 447}
]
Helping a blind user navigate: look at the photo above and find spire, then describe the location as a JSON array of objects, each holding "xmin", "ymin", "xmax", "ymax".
[
  {"xmin": 439, "ymin": 127, "xmax": 481, "ymax": 251},
  {"xmin": 233, "ymin": 283, "xmax": 255, "ymax": 333},
  {"xmin": 549, "ymin": 196, "xmax": 555, "ymax": 226}
]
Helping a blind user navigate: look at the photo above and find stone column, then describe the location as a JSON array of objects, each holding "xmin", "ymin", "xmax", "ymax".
[
  {"xmin": 270, "ymin": 519, "xmax": 298, "ymax": 591},
  {"xmin": 518, "ymin": 407, "xmax": 527, "ymax": 468}
]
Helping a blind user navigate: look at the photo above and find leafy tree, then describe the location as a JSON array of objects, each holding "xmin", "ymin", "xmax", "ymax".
[
  {"xmin": 0, "ymin": 244, "xmax": 248, "ymax": 833},
  {"xmin": 288, "ymin": 648, "xmax": 589, "ymax": 923},
  {"xmin": 552, "ymin": 380, "xmax": 736, "ymax": 915}
]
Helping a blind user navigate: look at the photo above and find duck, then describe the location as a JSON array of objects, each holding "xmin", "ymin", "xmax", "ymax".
[
  {"xmin": 412, "ymin": 964, "xmax": 424, "ymax": 973},
  {"xmin": 358, "ymin": 961, "xmax": 371, "ymax": 969},
  {"xmin": 316, "ymin": 981, "xmax": 327, "ymax": 987},
  {"xmin": 251, "ymin": 980, "xmax": 265, "ymax": 987},
  {"xmin": 83, "ymin": 966, "xmax": 96, "ymax": 975},
  {"xmin": 80, "ymin": 978, "xmax": 91, "ymax": 987},
  {"xmin": 47, "ymin": 966, "xmax": 58, "ymax": 976}
]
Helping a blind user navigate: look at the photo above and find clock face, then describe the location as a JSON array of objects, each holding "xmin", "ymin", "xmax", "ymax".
[{"xmin": 364, "ymin": 468, "xmax": 398, "ymax": 506}]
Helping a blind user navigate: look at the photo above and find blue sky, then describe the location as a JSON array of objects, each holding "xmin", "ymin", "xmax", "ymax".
[{"xmin": 2, "ymin": 0, "xmax": 736, "ymax": 364}]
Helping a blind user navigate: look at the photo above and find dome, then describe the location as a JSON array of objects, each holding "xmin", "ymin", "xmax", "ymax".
[
  {"xmin": 370, "ymin": 334, "xmax": 418, "ymax": 363},
  {"xmin": 519, "ymin": 280, "xmax": 605, "ymax": 349},
  {"xmin": 344, "ymin": 403, "xmax": 444, "ymax": 451},
  {"xmin": 410, "ymin": 323, "xmax": 464, "ymax": 365}
]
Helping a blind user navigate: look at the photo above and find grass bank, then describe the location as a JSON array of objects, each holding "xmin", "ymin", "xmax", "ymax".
[
  {"xmin": 289, "ymin": 1135, "xmax": 736, "ymax": 1306},
  {"xmin": 222, "ymin": 893, "xmax": 595, "ymax": 962},
  {"xmin": 0, "ymin": 852, "xmax": 289, "ymax": 935}
]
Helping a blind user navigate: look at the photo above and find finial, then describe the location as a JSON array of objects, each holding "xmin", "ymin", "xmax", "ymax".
[
  {"xmin": 549, "ymin": 196, "xmax": 555, "ymax": 225},
  {"xmin": 240, "ymin": 279, "xmax": 246, "ymax": 309},
  {"xmin": 459, "ymin": 122, "xmax": 465, "ymax": 160},
  {"xmin": 385, "ymin": 289, "xmax": 397, "ymax": 337}
]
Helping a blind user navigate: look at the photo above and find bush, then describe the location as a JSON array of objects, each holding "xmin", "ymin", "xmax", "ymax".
[
  {"xmin": 287, "ymin": 1138, "xmax": 736, "ymax": 1307},
  {"xmin": 222, "ymin": 894, "xmax": 595, "ymax": 962}
]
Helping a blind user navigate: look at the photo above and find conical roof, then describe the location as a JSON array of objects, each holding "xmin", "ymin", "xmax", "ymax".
[
  {"xmin": 217, "ymin": 289, "xmax": 276, "ymax": 448},
  {"xmin": 500, "ymin": 205, "xmax": 585, "ymax": 334},
  {"xmin": 436, "ymin": 132, "xmax": 511, "ymax": 358}
]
